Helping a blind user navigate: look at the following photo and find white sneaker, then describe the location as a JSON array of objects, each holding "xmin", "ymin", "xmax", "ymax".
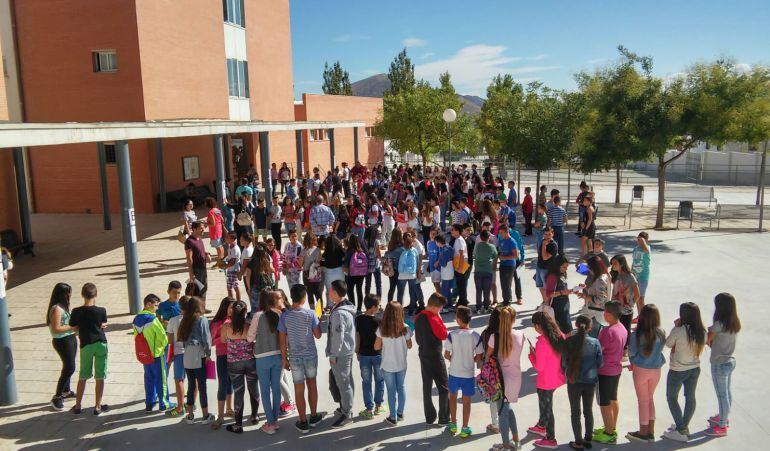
[
  {"xmin": 184, "ymin": 414, "xmax": 195, "ymax": 425},
  {"xmin": 663, "ymin": 429, "xmax": 689, "ymax": 443},
  {"xmin": 200, "ymin": 413, "xmax": 216, "ymax": 425}
]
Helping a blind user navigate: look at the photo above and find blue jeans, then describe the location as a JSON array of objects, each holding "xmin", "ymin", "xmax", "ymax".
[
  {"xmin": 497, "ymin": 400, "xmax": 519, "ymax": 444},
  {"xmin": 383, "ymin": 369, "xmax": 407, "ymax": 420},
  {"xmin": 666, "ymin": 367, "xmax": 700, "ymax": 432},
  {"xmin": 397, "ymin": 278, "xmax": 420, "ymax": 313},
  {"xmin": 711, "ymin": 359, "xmax": 735, "ymax": 427},
  {"xmin": 535, "ymin": 229, "xmax": 544, "ymax": 250},
  {"xmin": 552, "ymin": 225, "xmax": 564, "ymax": 255},
  {"xmin": 359, "ymin": 355, "xmax": 385, "ymax": 410},
  {"xmin": 216, "ymin": 354, "xmax": 233, "ymax": 401},
  {"xmin": 366, "ymin": 269, "xmax": 382, "ymax": 298},
  {"xmin": 474, "ymin": 272, "xmax": 493, "ymax": 309},
  {"xmin": 256, "ymin": 354, "xmax": 282, "ymax": 424},
  {"xmin": 441, "ymin": 280, "xmax": 453, "ymax": 307}
]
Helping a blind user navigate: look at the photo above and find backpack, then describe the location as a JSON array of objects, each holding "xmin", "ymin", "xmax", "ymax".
[
  {"xmin": 349, "ymin": 251, "xmax": 369, "ymax": 276},
  {"xmin": 381, "ymin": 257, "xmax": 395, "ymax": 278},
  {"xmin": 308, "ymin": 262, "xmax": 322, "ymax": 283},
  {"xmin": 134, "ymin": 333, "xmax": 155, "ymax": 365},
  {"xmin": 476, "ymin": 355, "xmax": 504, "ymax": 402}
]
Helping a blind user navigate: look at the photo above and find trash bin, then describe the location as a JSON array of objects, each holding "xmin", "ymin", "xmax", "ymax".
[
  {"xmin": 633, "ymin": 185, "xmax": 644, "ymax": 200},
  {"xmin": 679, "ymin": 201, "xmax": 693, "ymax": 219}
]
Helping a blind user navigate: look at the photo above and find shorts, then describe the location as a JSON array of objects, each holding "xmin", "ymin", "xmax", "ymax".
[
  {"xmin": 448, "ymin": 375, "xmax": 475, "ymax": 396},
  {"xmin": 210, "ymin": 238, "xmax": 223, "ymax": 248},
  {"xmin": 597, "ymin": 374, "xmax": 620, "ymax": 406},
  {"xmin": 173, "ymin": 353, "xmax": 185, "ymax": 380},
  {"xmin": 431, "ymin": 270, "xmax": 441, "ymax": 284},
  {"xmin": 226, "ymin": 271, "xmax": 240, "ymax": 289},
  {"xmin": 289, "ymin": 356, "xmax": 318, "ymax": 383},
  {"xmin": 79, "ymin": 341, "xmax": 108, "ymax": 380},
  {"xmin": 638, "ymin": 279, "xmax": 649, "ymax": 297},
  {"xmin": 534, "ymin": 267, "xmax": 549, "ymax": 288}
]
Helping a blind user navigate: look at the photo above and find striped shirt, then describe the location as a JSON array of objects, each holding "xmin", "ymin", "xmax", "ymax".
[
  {"xmin": 547, "ymin": 205, "xmax": 567, "ymax": 227},
  {"xmin": 278, "ymin": 308, "xmax": 320, "ymax": 358}
]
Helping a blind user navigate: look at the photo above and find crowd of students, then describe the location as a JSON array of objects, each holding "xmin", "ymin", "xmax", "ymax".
[{"xmin": 44, "ymin": 161, "xmax": 740, "ymax": 449}]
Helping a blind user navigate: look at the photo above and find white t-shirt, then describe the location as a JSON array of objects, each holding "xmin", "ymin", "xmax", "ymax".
[
  {"xmin": 226, "ymin": 244, "xmax": 242, "ymax": 273},
  {"xmin": 453, "ymin": 236, "xmax": 468, "ymax": 262},
  {"xmin": 166, "ymin": 315, "xmax": 185, "ymax": 355},
  {"xmin": 377, "ymin": 325, "xmax": 413, "ymax": 373},
  {"xmin": 440, "ymin": 254, "xmax": 455, "ymax": 280},
  {"xmin": 432, "ymin": 206, "xmax": 441, "ymax": 226},
  {"xmin": 445, "ymin": 328, "xmax": 483, "ymax": 378},
  {"xmin": 241, "ymin": 245, "xmax": 254, "ymax": 266},
  {"xmin": 666, "ymin": 326, "xmax": 702, "ymax": 371}
]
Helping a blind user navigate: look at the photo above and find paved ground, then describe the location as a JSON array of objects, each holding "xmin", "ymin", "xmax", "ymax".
[{"xmin": 2, "ymin": 191, "xmax": 769, "ymax": 450}]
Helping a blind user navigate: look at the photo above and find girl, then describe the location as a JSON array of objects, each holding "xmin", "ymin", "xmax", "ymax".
[
  {"xmin": 562, "ymin": 315, "xmax": 603, "ymax": 449},
  {"xmin": 209, "ymin": 297, "xmax": 235, "ymax": 429},
  {"xmin": 244, "ymin": 247, "xmax": 274, "ymax": 313},
  {"xmin": 545, "ymin": 254, "xmax": 573, "ymax": 334},
  {"xmin": 178, "ymin": 296, "xmax": 215, "ymax": 425},
  {"xmin": 528, "ymin": 312, "xmax": 565, "ymax": 449},
  {"xmin": 480, "ymin": 308, "xmax": 501, "ymax": 434},
  {"xmin": 705, "ymin": 293, "xmax": 740, "ymax": 437},
  {"xmin": 205, "ymin": 197, "xmax": 225, "ymax": 262},
  {"xmin": 375, "ymin": 301, "xmax": 413, "ymax": 426},
  {"xmin": 331, "ymin": 195, "xmax": 349, "ymax": 240},
  {"xmin": 663, "ymin": 302, "xmax": 706, "ymax": 443},
  {"xmin": 350, "ymin": 197, "xmax": 367, "ymax": 241},
  {"xmin": 384, "ymin": 228, "xmax": 405, "ymax": 303},
  {"xmin": 47, "ymin": 282, "xmax": 77, "ymax": 411},
  {"xmin": 627, "ymin": 304, "xmax": 666, "ymax": 443},
  {"xmin": 481, "ymin": 199, "xmax": 499, "ymax": 233},
  {"xmin": 345, "ymin": 234, "xmax": 367, "ymax": 313},
  {"xmin": 579, "ymin": 196, "xmax": 596, "ymax": 256},
  {"xmin": 282, "ymin": 229, "xmax": 303, "ymax": 288},
  {"xmin": 299, "ymin": 232, "xmax": 323, "ymax": 309},
  {"xmin": 577, "ymin": 257, "xmax": 610, "ymax": 337},
  {"xmin": 610, "ymin": 255, "xmax": 640, "ymax": 349},
  {"xmin": 406, "ymin": 199, "xmax": 420, "ymax": 232},
  {"xmin": 420, "ymin": 202, "xmax": 435, "ymax": 245},
  {"xmin": 264, "ymin": 238, "xmax": 282, "ymax": 287},
  {"xmin": 381, "ymin": 199, "xmax": 395, "ymax": 243},
  {"xmin": 396, "ymin": 232, "xmax": 421, "ymax": 315},
  {"xmin": 534, "ymin": 203, "xmax": 548, "ymax": 249},
  {"xmin": 283, "ymin": 197, "xmax": 296, "ymax": 236},
  {"xmin": 221, "ymin": 299, "xmax": 259, "ymax": 434},
  {"xmin": 321, "ymin": 235, "xmax": 346, "ymax": 310},
  {"xmin": 181, "ymin": 199, "xmax": 197, "ymax": 236},
  {"xmin": 364, "ymin": 225, "xmax": 383, "ymax": 298},
  {"xmin": 489, "ymin": 306, "xmax": 525, "ymax": 451}
]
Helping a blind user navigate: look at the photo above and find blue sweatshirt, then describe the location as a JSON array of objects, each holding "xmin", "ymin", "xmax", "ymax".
[
  {"xmin": 427, "ymin": 240, "xmax": 439, "ymax": 272},
  {"xmin": 629, "ymin": 331, "xmax": 666, "ymax": 369}
]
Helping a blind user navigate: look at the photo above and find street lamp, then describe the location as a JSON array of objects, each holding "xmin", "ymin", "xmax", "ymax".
[{"xmin": 442, "ymin": 108, "xmax": 456, "ymax": 168}]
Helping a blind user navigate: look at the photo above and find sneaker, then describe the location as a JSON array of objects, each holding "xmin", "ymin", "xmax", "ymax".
[
  {"xmin": 145, "ymin": 405, "xmax": 155, "ymax": 413},
  {"xmin": 593, "ymin": 431, "xmax": 617, "ymax": 444},
  {"xmin": 704, "ymin": 425, "xmax": 728, "ymax": 437},
  {"xmin": 447, "ymin": 422, "xmax": 458, "ymax": 434},
  {"xmin": 51, "ymin": 397, "xmax": 64, "ymax": 411},
  {"xmin": 437, "ymin": 419, "xmax": 450, "ymax": 427},
  {"xmin": 592, "ymin": 426, "xmax": 605, "ymax": 435},
  {"xmin": 373, "ymin": 405, "xmax": 385, "ymax": 416},
  {"xmin": 626, "ymin": 431, "xmax": 654, "ymax": 443},
  {"xmin": 295, "ymin": 420, "xmax": 310, "ymax": 434},
  {"xmin": 331, "ymin": 414, "xmax": 353, "ymax": 428},
  {"xmin": 384, "ymin": 416, "xmax": 397, "ymax": 426},
  {"xmin": 459, "ymin": 426, "xmax": 473, "ymax": 439},
  {"xmin": 225, "ymin": 424, "xmax": 244, "ymax": 434},
  {"xmin": 185, "ymin": 413, "xmax": 195, "ymax": 424},
  {"xmin": 163, "ymin": 403, "xmax": 178, "ymax": 412},
  {"xmin": 359, "ymin": 409, "xmax": 374, "ymax": 420},
  {"xmin": 200, "ymin": 413, "xmax": 216, "ymax": 425},
  {"xmin": 260, "ymin": 423, "xmax": 277, "ymax": 435},
  {"xmin": 61, "ymin": 391, "xmax": 76, "ymax": 399},
  {"xmin": 397, "ymin": 413, "xmax": 404, "ymax": 422},
  {"xmin": 528, "ymin": 425, "xmax": 547, "ymax": 438},
  {"xmin": 663, "ymin": 429, "xmax": 689, "ymax": 443},
  {"xmin": 279, "ymin": 402, "xmax": 296, "ymax": 418},
  {"xmin": 492, "ymin": 443, "xmax": 521, "ymax": 450},
  {"xmin": 166, "ymin": 408, "xmax": 184, "ymax": 418},
  {"xmin": 534, "ymin": 438, "xmax": 558, "ymax": 449},
  {"xmin": 308, "ymin": 412, "xmax": 326, "ymax": 427},
  {"xmin": 708, "ymin": 415, "xmax": 730, "ymax": 427}
]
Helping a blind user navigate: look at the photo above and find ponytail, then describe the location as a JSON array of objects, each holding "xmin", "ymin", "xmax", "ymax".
[{"xmin": 565, "ymin": 314, "xmax": 592, "ymax": 383}]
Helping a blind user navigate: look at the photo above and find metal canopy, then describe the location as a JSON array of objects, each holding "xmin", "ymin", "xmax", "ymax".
[{"xmin": 0, "ymin": 120, "xmax": 365, "ymax": 148}]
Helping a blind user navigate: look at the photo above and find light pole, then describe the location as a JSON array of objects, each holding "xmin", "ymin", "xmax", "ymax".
[{"xmin": 443, "ymin": 108, "xmax": 456, "ymax": 168}]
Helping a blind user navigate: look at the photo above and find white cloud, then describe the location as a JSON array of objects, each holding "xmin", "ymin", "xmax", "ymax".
[
  {"xmin": 735, "ymin": 63, "xmax": 752, "ymax": 73},
  {"xmin": 420, "ymin": 52, "xmax": 436, "ymax": 60},
  {"xmin": 402, "ymin": 37, "xmax": 427, "ymax": 47},
  {"xmin": 587, "ymin": 57, "xmax": 608, "ymax": 65},
  {"xmin": 333, "ymin": 34, "xmax": 370, "ymax": 43},
  {"xmin": 415, "ymin": 44, "xmax": 560, "ymax": 96}
]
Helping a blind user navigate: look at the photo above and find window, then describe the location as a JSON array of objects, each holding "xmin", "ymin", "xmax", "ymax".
[
  {"xmin": 92, "ymin": 51, "xmax": 117, "ymax": 72},
  {"xmin": 226, "ymin": 58, "xmax": 249, "ymax": 98},
  {"xmin": 104, "ymin": 144, "xmax": 116, "ymax": 164},
  {"xmin": 365, "ymin": 126, "xmax": 375, "ymax": 137},
  {"xmin": 309, "ymin": 129, "xmax": 329, "ymax": 141},
  {"xmin": 223, "ymin": 0, "xmax": 245, "ymax": 27}
]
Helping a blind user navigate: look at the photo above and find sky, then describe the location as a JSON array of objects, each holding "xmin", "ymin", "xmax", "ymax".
[{"xmin": 289, "ymin": 0, "xmax": 770, "ymax": 99}]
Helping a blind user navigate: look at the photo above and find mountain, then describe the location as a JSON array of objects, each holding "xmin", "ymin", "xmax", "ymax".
[{"xmin": 351, "ymin": 73, "xmax": 485, "ymax": 115}]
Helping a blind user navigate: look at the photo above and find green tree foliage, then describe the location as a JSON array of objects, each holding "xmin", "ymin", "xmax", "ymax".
[
  {"xmin": 322, "ymin": 61, "xmax": 352, "ymax": 95},
  {"xmin": 388, "ymin": 48, "xmax": 416, "ymax": 95}
]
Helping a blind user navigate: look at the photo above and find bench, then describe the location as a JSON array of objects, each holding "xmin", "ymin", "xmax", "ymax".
[
  {"xmin": 165, "ymin": 184, "xmax": 216, "ymax": 211},
  {"xmin": 664, "ymin": 186, "xmax": 717, "ymax": 206},
  {"xmin": 0, "ymin": 229, "xmax": 35, "ymax": 257},
  {"xmin": 566, "ymin": 202, "xmax": 633, "ymax": 228},
  {"xmin": 713, "ymin": 204, "xmax": 770, "ymax": 230}
]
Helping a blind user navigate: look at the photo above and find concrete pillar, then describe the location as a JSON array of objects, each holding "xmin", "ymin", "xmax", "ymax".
[
  {"xmin": 329, "ymin": 128, "xmax": 336, "ymax": 171},
  {"xmin": 295, "ymin": 129, "xmax": 305, "ymax": 178},
  {"xmin": 155, "ymin": 139, "xmax": 167, "ymax": 213},
  {"xmin": 353, "ymin": 127, "xmax": 359, "ymax": 164},
  {"xmin": 97, "ymin": 143, "xmax": 112, "ymax": 230},
  {"xmin": 213, "ymin": 134, "xmax": 226, "ymax": 205},
  {"xmin": 259, "ymin": 132, "xmax": 272, "ymax": 202},
  {"xmin": 12, "ymin": 148, "xmax": 31, "ymax": 245},
  {"xmin": 115, "ymin": 141, "xmax": 142, "ymax": 314}
]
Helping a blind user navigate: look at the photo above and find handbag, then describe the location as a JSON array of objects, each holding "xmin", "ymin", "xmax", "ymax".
[
  {"xmin": 177, "ymin": 228, "xmax": 188, "ymax": 244},
  {"xmin": 453, "ymin": 255, "xmax": 470, "ymax": 274}
]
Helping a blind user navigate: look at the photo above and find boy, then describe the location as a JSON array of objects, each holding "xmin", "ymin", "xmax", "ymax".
[
  {"xmin": 355, "ymin": 294, "xmax": 384, "ymax": 419},
  {"xmin": 426, "ymin": 227, "xmax": 441, "ymax": 293},
  {"xmin": 133, "ymin": 294, "xmax": 172, "ymax": 413},
  {"xmin": 444, "ymin": 306, "xmax": 483, "ymax": 438},
  {"xmin": 156, "ymin": 280, "xmax": 182, "ymax": 327},
  {"xmin": 326, "ymin": 280, "xmax": 357, "ymax": 428},
  {"xmin": 414, "ymin": 293, "xmax": 450, "ymax": 426},
  {"xmin": 594, "ymin": 301, "xmax": 628, "ymax": 444},
  {"xmin": 435, "ymin": 235, "xmax": 455, "ymax": 312},
  {"xmin": 223, "ymin": 231, "xmax": 242, "ymax": 300},
  {"xmin": 268, "ymin": 195, "xmax": 283, "ymax": 250},
  {"xmin": 254, "ymin": 198, "xmax": 269, "ymax": 242},
  {"xmin": 522, "ymin": 186, "xmax": 534, "ymax": 236},
  {"xmin": 69, "ymin": 283, "xmax": 109, "ymax": 415},
  {"xmin": 279, "ymin": 285, "xmax": 324, "ymax": 434},
  {"xmin": 473, "ymin": 230, "xmax": 498, "ymax": 313},
  {"xmin": 165, "ymin": 296, "xmax": 190, "ymax": 417},
  {"xmin": 451, "ymin": 224, "xmax": 469, "ymax": 307}
]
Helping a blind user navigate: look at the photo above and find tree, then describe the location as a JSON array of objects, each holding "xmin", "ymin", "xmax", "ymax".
[
  {"xmin": 479, "ymin": 74, "xmax": 525, "ymax": 161},
  {"xmin": 322, "ymin": 61, "xmax": 352, "ymax": 95},
  {"xmin": 388, "ymin": 48, "xmax": 416, "ymax": 95}
]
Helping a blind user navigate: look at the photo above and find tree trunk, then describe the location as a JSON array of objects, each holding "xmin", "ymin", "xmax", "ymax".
[
  {"xmin": 567, "ymin": 163, "xmax": 572, "ymax": 208},
  {"xmin": 517, "ymin": 160, "xmax": 522, "ymax": 190},
  {"xmin": 615, "ymin": 164, "xmax": 621, "ymax": 205},
  {"xmin": 655, "ymin": 156, "xmax": 666, "ymax": 229},
  {"xmin": 757, "ymin": 141, "xmax": 768, "ymax": 206},
  {"xmin": 536, "ymin": 169, "xmax": 541, "ymax": 193},
  {"xmin": 422, "ymin": 152, "xmax": 427, "ymax": 170}
]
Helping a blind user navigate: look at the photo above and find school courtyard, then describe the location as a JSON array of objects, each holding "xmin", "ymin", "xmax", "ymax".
[{"xmin": 1, "ymin": 184, "xmax": 768, "ymax": 451}]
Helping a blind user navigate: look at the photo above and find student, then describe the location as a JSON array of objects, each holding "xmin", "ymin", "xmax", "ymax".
[
  {"xmin": 610, "ymin": 255, "xmax": 640, "ymax": 353},
  {"xmin": 179, "ymin": 296, "xmax": 215, "ymax": 425},
  {"xmin": 663, "ymin": 302, "xmax": 706, "ymax": 443},
  {"xmin": 489, "ymin": 306, "xmax": 525, "ymax": 450},
  {"xmin": 536, "ymin": 227, "xmax": 558, "ymax": 303},
  {"xmin": 356, "ymin": 294, "xmax": 385, "ymax": 420},
  {"xmin": 545, "ymin": 254, "xmax": 573, "ymax": 334},
  {"xmin": 594, "ymin": 301, "xmax": 628, "ymax": 444},
  {"xmin": 528, "ymin": 312, "xmax": 566, "ymax": 449},
  {"xmin": 254, "ymin": 198, "xmax": 269, "ymax": 242},
  {"xmin": 268, "ymin": 195, "xmax": 283, "ymax": 250},
  {"xmin": 278, "ymin": 285, "xmax": 324, "ymax": 434},
  {"xmin": 299, "ymin": 232, "xmax": 323, "ymax": 309},
  {"xmin": 157, "ymin": 280, "xmax": 183, "ymax": 326},
  {"xmin": 577, "ymin": 257, "xmax": 610, "ymax": 338},
  {"xmin": 244, "ymin": 247, "xmax": 274, "ymax": 313},
  {"xmin": 375, "ymin": 301, "xmax": 413, "ymax": 426},
  {"xmin": 133, "ymin": 294, "xmax": 172, "ymax": 413},
  {"xmin": 546, "ymin": 196, "xmax": 567, "ymax": 255},
  {"xmin": 209, "ymin": 298, "xmax": 235, "ymax": 429},
  {"xmin": 322, "ymin": 235, "xmax": 347, "ymax": 309},
  {"xmin": 480, "ymin": 308, "xmax": 501, "ymax": 434},
  {"xmin": 534, "ymin": 203, "xmax": 548, "ymax": 249},
  {"xmin": 47, "ymin": 283, "xmax": 77, "ymax": 411},
  {"xmin": 627, "ymin": 304, "xmax": 666, "ymax": 443},
  {"xmin": 451, "ymin": 224, "xmax": 469, "ymax": 306},
  {"xmin": 522, "ymin": 187, "xmax": 534, "ymax": 236},
  {"xmin": 165, "ymin": 296, "xmax": 190, "ymax": 418},
  {"xmin": 498, "ymin": 225, "xmax": 522, "ymax": 306},
  {"xmin": 444, "ymin": 306, "xmax": 483, "ymax": 438},
  {"xmin": 705, "ymin": 293, "xmax": 740, "ymax": 437},
  {"xmin": 474, "ymin": 230, "xmax": 499, "ymax": 314},
  {"xmin": 222, "ymin": 232, "xmax": 242, "ymax": 301},
  {"xmin": 345, "ymin": 234, "xmax": 368, "ymax": 313},
  {"xmin": 326, "ymin": 280, "xmax": 357, "ymax": 428},
  {"xmin": 283, "ymin": 229, "xmax": 303, "ymax": 288},
  {"xmin": 579, "ymin": 195, "xmax": 596, "ymax": 256},
  {"xmin": 364, "ymin": 226, "xmax": 383, "ymax": 298},
  {"xmin": 631, "ymin": 232, "xmax": 651, "ymax": 321},
  {"xmin": 414, "ymin": 293, "xmax": 450, "ymax": 426},
  {"xmin": 69, "ymin": 283, "xmax": 109, "ymax": 415},
  {"xmin": 222, "ymin": 299, "xmax": 260, "ymax": 434},
  {"xmin": 397, "ymin": 232, "xmax": 421, "ymax": 315},
  {"xmin": 426, "ymin": 227, "xmax": 441, "ymax": 293},
  {"xmin": 562, "ymin": 314, "xmax": 603, "ymax": 450},
  {"xmin": 435, "ymin": 234, "xmax": 455, "ymax": 311}
]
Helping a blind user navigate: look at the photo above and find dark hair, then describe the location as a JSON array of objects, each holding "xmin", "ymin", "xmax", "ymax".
[
  {"xmin": 204, "ymin": 197, "xmax": 217, "ymax": 208},
  {"xmin": 364, "ymin": 225, "xmax": 379, "ymax": 249},
  {"xmin": 531, "ymin": 311, "xmax": 563, "ymax": 351},
  {"xmin": 604, "ymin": 300, "xmax": 622, "ymax": 319},
  {"xmin": 587, "ymin": 255, "xmax": 607, "ymax": 277},
  {"xmin": 168, "ymin": 280, "xmax": 182, "ymax": 291},
  {"xmin": 680, "ymin": 302, "xmax": 706, "ymax": 355},
  {"xmin": 387, "ymin": 228, "xmax": 403, "ymax": 252},
  {"xmin": 479, "ymin": 230, "xmax": 490, "ymax": 241},
  {"xmin": 548, "ymin": 254, "xmax": 569, "ymax": 275},
  {"xmin": 434, "ymin": 234, "xmax": 446, "ymax": 245},
  {"xmin": 347, "ymin": 234, "xmax": 362, "ymax": 253},
  {"xmin": 564, "ymin": 314, "xmax": 592, "ymax": 383},
  {"xmin": 212, "ymin": 297, "xmax": 234, "ymax": 324},
  {"xmin": 177, "ymin": 296, "xmax": 204, "ymax": 342},
  {"xmin": 143, "ymin": 293, "xmax": 161, "ymax": 306},
  {"xmin": 713, "ymin": 293, "xmax": 740, "ymax": 334},
  {"xmin": 455, "ymin": 305, "xmax": 472, "ymax": 325},
  {"xmin": 452, "ymin": 224, "xmax": 463, "ymax": 233},
  {"xmin": 331, "ymin": 279, "xmax": 347, "ymax": 298},
  {"xmin": 46, "ymin": 283, "xmax": 72, "ymax": 326},
  {"xmin": 290, "ymin": 284, "xmax": 307, "ymax": 304},
  {"xmin": 259, "ymin": 291, "xmax": 281, "ymax": 333},
  {"xmin": 191, "ymin": 221, "xmax": 204, "ymax": 231},
  {"xmin": 240, "ymin": 231, "xmax": 253, "ymax": 243},
  {"xmin": 638, "ymin": 231, "xmax": 649, "ymax": 241},
  {"xmin": 480, "ymin": 307, "xmax": 500, "ymax": 349},
  {"xmin": 178, "ymin": 296, "xmax": 191, "ymax": 312},
  {"xmin": 611, "ymin": 254, "xmax": 632, "ymax": 275},
  {"xmin": 636, "ymin": 304, "xmax": 665, "ymax": 357},
  {"xmin": 427, "ymin": 293, "xmax": 447, "ymax": 308},
  {"xmin": 364, "ymin": 294, "xmax": 380, "ymax": 310},
  {"xmin": 81, "ymin": 283, "xmax": 97, "ymax": 299},
  {"xmin": 230, "ymin": 300, "xmax": 249, "ymax": 334}
]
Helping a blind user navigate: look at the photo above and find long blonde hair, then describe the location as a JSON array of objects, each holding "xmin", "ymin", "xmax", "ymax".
[
  {"xmin": 379, "ymin": 301, "xmax": 407, "ymax": 338},
  {"xmin": 497, "ymin": 306, "xmax": 517, "ymax": 359}
]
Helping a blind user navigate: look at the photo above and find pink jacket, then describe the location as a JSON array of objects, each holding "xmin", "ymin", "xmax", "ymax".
[{"xmin": 528, "ymin": 334, "xmax": 566, "ymax": 390}]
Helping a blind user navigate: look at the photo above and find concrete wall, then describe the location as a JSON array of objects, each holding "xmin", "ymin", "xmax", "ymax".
[{"xmin": 631, "ymin": 148, "xmax": 769, "ymax": 186}]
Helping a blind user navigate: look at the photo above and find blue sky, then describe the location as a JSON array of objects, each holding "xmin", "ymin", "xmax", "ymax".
[{"xmin": 289, "ymin": 0, "xmax": 770, "ymax": 99}]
